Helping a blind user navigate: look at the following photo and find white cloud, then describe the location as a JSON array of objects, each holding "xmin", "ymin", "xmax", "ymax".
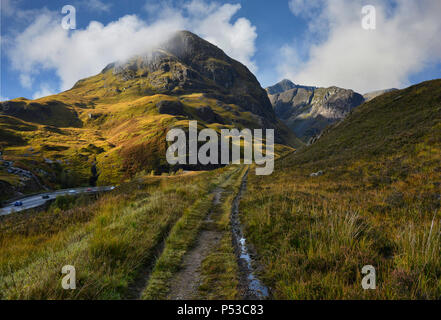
[
  {"xmin": 281, "ymin": 0, "xmax": 441, "ymax": 93},
  {"xmin": 80, "ymin": 0, "xmax": 112, "ymax": 13},
  {"xmin": 0, "ymin": 96, "xmax": 10, "ymax": 102},
  {"xmin": 143, "ymin": 0, "xmax": 257, "ymax": 71},
  {"xmin": 32, "ymin": 83, "xmax": 56, "ymax": 99},
  {"xmin": 6, "ymin": 0, "xmax": 257, "ymax": 97},
  {"xmin": 186, "ymin": 1, "xmax": 257, "ymax": 72},
  {"xmin": 19, "ymin": 74, "xmax": 33, "ymax": 89},
  {"xmin": 288, "ymin": 0, "xmax": 325, "ymax": 17}
]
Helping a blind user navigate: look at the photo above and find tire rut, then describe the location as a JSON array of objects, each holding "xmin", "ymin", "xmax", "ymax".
[
  {"xmin": 125, "ymin": 227, "xmax": 172, "ymax": 300},
  {"xmin": 231, "ymin": 170, "xmax": 269, "ymax": 300},
  {"xmin": 168, "ymin": 187, "xmax": 224, "ymax": 300}
]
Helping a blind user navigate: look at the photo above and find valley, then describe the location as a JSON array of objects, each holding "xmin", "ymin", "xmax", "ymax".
[{"xmin": 0, "ymin": 29, "xmax": 440, "ymax": 300}]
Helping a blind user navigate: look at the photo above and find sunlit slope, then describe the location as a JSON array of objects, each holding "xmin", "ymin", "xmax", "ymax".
[
  {"xmin": 0, "ymin": 31, "xmax": 301, "ymax": 199},
  {"xmin": 241, "ymin": 79, "xmax": 441, "ymax": 299}
]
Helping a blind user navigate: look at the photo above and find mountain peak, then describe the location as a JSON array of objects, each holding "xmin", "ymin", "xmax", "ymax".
[
  {"xmin": 266, "ymin": 79, "xmax": 296, "ymax": 95},
  {"xmin": 160, "ymin": 30, "xmax": 226, "ymax": 61},
  {"xmin": 266, "ymin": 79, "xmax": 317, "ymax": 95},
  {"xmin": 266, "ymin": 80, "xmax": 364, "ymax": 142},
  {"xmin": 76, "ymin": 30, "xmax": 282, "ymax": 123}
]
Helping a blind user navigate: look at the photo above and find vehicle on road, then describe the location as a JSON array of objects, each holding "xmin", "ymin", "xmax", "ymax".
[
  {"xmin": 14, "ymin": 201, "xmax": 23, "ymax": 207},
  {"xmin": 87, "ymin": 188, "xmax": 92, "ymax": 192},
  {"xmin": 69, "ymin": 190, "xmax": 76, "ymax": 194},
  {"xmin": 42, "ymin": 195, "xmax": 50, "ymax": 199}
]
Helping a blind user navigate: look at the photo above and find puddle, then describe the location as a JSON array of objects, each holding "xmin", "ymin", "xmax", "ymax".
[
  {"xmin": 239, "ymin": 237, "xmax": 269, "ymax": 298},
  {"xmin": 231, "ymin": 171, "xmax": 269, "ymax": 300}
]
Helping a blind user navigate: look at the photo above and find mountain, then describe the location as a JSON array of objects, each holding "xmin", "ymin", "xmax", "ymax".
[
  {"xmin": 0, "ymin": 31, "xmax": 300, "ymax": 199},
  {"xmin": 266, "ymin": 79, "xmax": 316, "ymax": 95},
  {"xmin": 363, "ymin": 88, "xmax": 398, "ymax": 102},
  {"xmin": 266, "ymin": 79, "xmax": 364, "ymax": 143}
]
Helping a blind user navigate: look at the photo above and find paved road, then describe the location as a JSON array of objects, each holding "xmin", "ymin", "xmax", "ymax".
[{"xmin": 0, "ymin": 186, "xmax": 115, "ymax": 216}]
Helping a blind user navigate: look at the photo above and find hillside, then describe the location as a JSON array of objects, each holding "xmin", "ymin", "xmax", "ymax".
[
  {"xmin": 242, "ymin": 79, "xmax": 441, "ymax": 299},
  {"xmin": 0, "ymin": 31, "xmax": 300, "ymax": 200},
  {"xmin": 2, "ymin": 79, "xmax": 439, "ymax": 300},
  {"xmin": 266, "ymin": 79, "xmax": 364, "ymax": 143}
]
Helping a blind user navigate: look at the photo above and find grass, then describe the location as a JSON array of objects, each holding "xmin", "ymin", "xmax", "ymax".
[
  {"xmin": 239, "ymin": 79, "xmax": 441, "ymax": 299},
  {"xmin": 197, "ymin": 166, "xmax": 248, "ymax": 300},
  {"xmin": 0, "ymin": 170, "xmax": 220, "ymax": 299},
  {"xmin": 140, "ymin": 166, "xmax": 239, "ymax": 299},
  {"xmin": 1, "ymin": 72, "xmax": 439, "ymax": 300},
  {"xmin": 0, "ymin": 88, "xmax": 296, "ymax": 200}
]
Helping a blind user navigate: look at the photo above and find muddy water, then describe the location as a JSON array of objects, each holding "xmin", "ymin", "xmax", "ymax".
[{"xmin": 231, "ymin": 171, "xmax": 269, "ymax": 300}]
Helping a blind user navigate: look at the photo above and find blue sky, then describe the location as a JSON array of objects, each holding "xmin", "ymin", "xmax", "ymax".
[{"xmin": 1, "ymin": 0, "xmax": 441, "ymax": 100}]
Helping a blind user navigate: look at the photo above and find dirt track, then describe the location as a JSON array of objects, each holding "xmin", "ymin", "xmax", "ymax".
[{"xmin": 168, "ymin": 188, "xmax": 224, "ymax": 300}]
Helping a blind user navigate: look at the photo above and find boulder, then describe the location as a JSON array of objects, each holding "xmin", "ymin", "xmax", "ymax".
[{"xmin": 310, "ymin": 170, "xmax": 324, "ymax": 177}]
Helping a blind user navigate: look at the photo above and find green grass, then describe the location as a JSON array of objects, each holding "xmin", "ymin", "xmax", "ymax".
[
  {"xmin": 0, "ymin": 170, "xmax": 219, "ymax": 299},
  {"xmin": 0, "ymin": 85, "xmax": 297, "ymax": 199},
  {"xmin": 239, "ymin": 79, "xmax": 441, "ymax": 299},
  {"xmin": 141, "ymin": 167, "xmax": 239, "ymax": 299},
  {"xmin": 197, "ymin": 166, "xmax": 248, "ymax": 300}
]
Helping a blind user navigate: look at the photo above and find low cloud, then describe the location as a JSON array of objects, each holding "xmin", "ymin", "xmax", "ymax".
[
  {"xmin": 185, "ymin": 1, "xmax": 257, "ymax": 73},
  {"xmin": 5, "ymin": 0, "xmax": 257, "ymax": 96},
  {"xmin": 8, "ymin": 12, "xmax": 182, "ymax": 91},
  {"xmin": 280, "ymin": 0, "xmax": 441, "ymax": 93}
]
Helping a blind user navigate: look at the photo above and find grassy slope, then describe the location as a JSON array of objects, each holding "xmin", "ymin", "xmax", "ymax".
[
  {"xmin": 0, "ymin": 170, "xmax": 226, "ymax": 299},
  {"xmin": 141, "ymin": 166, "xmax": 243, "ymax": 299},
  {"xmin": 241, "ymin": 79, "xmax": 441, "ymax": 299},
  {"xmin": 0, "ymin": 165, "xmax": 251, "ymax": 300},
  {"xmin": 197, "ymin": 166, "xmax": 248, "ymax": 299},
  {"xmin": 0, "ymin": 67, "xmax": 298, "ymax": 199}
]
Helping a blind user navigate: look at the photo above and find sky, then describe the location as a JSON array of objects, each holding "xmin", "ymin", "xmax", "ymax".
[{"xmin": 1, "ymin": 0, "xmax": 441, "ymax": 101}]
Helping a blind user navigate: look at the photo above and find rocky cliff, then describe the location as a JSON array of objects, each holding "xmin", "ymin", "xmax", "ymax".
[{"xmin": 267, "ymin": 79, "xmax": 364, "ymax": 143}]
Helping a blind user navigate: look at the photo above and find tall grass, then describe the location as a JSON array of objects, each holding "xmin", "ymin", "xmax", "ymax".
[
  {"xmin": 197, "ymin": 166, "xmax": 248, "ymax": 300},
  {"xmin": 0, "ymin": 171, "xmax": 219, "ymax": 299},
  {"xmin": 239, "ymin": 80, "xmax": 441, "ymax": 299},
  {"xmin": 141, "ymin": 167, "xmax": 239, "ymax": 299}
]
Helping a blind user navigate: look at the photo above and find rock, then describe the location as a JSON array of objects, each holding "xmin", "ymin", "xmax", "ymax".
[
  {"xmin": 156, "ymin": 100, "xmax": 187, "ymax": 116},
  {"xmin": 267, "ymin": 80, "xmax": 364, "ymax": 142},
  {"xmin": 102, "ymin": 30, "xmax": 277, "ymax": 122},
  {"xmin": 310, "ymin": 170, "xmax": 324, "ymax": 177},
  {"xmin": 266, "ymin": 79, "xmax": 316, "ymax": 95}
]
